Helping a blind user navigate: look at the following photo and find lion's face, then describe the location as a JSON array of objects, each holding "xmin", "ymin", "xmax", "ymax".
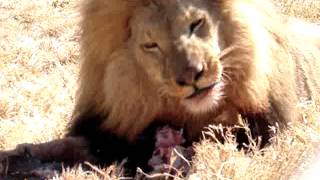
[{"xmin": 129, "ymin": 0, "xmax": 226, "ymax": 114}]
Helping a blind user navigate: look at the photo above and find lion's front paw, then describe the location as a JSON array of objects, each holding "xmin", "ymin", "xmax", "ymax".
[
  {"xmin": 0, "ymin": 151, "xmax": 12, "ymax": 175},
  {"xmin": 0, "ymin": 144, "xmax": 42, "ymax": 177}
]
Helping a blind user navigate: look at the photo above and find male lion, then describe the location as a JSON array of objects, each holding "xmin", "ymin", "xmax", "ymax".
[{"xmin": 1, "ymin": 0, "xmax": 320, "ymax": 177}]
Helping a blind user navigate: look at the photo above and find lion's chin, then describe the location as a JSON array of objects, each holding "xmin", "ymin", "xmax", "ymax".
[{"xmin": 182, "ymin": 82, "xmax": 224, "ymax": 114}]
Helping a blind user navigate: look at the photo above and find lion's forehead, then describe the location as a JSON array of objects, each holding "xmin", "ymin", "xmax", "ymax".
[{"xmin": 135, "ymin": 0, "xmax": 214, "ymax": 39}]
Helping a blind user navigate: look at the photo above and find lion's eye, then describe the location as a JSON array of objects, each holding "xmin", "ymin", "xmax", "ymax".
[
  {"xmin": 189, "ymin": 18, "xmax": 204, "ymax": 35},
  {"xmin": 142, "ymin": 42, "xmax": 159, "ymax": 50}
]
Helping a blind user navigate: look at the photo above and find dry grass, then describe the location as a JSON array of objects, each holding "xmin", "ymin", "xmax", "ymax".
[
  {"xmin": 0, "ymin": 0, "xmax": 319, "ymax": 179},
  {"xmin": 275, "ymin": 0, "xmax": 320, "ymax": 22},
  {"xmin": 53, "ymin": 163, "xmax": 123, "ymax": 180},
  {"xmin": 190, "ymin": 104, "xmax": 320, "ymax": 180},
  {"xmin": 0, "ymin": 0, "xmax": 79, "ymax": 149}
]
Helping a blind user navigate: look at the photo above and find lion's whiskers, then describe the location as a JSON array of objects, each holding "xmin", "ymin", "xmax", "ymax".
[{"xmin": 218, "ymin": 45, "xmax": 238, "ymax": 61}]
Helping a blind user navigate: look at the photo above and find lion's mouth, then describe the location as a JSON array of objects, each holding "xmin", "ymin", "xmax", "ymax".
[{"xmin": 185, "ymin": 82, "xmax": 218, "ymax": 100}]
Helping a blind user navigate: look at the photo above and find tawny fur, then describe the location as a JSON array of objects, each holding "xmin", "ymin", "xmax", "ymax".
[{"xmin": 72, "ymin": 0, "xmax": 320, "ymax": 142}]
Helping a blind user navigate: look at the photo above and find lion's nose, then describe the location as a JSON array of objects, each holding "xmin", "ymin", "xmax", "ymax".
[{"xmin": 176, "ymin": 63, "xmax": 204, "ymax": 86}]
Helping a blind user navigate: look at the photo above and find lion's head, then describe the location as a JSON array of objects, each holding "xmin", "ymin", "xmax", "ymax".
[{"xmin": 129, "ymin": 0, "xmax": 227, "ymax": 114}]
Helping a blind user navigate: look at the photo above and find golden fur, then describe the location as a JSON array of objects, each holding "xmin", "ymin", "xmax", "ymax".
[{"xmin": 73, "ymin": 0, "xmax": 320, "ymax": 142}]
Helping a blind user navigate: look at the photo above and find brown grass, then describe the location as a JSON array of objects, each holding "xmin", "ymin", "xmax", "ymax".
[
  {"xmin": 0, "ymin": 0, "xmax": 319, "ymax": 179},
  {"xmin": 190, "ymin": 104, "xmax": 320, "ymax": 180},
  {"xmin": 275, "ymin": 0, "xmax": 320, "ymax": 22},
  {"xmin": 0, "ymin": 0, "xmax": 79, "ymax": 149}
]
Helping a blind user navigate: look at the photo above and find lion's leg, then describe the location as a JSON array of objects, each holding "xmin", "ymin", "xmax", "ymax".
[
  {"xmin": 67, "ymin": 111, "xmax": 161, "ymax": 175},
  {"xmin": 14, "ymin": 137, "xmax": 94, "ymax": 163},
  {"xmin": 0, "ymin": 137, "xmax": 94, "ymax": 177}
]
